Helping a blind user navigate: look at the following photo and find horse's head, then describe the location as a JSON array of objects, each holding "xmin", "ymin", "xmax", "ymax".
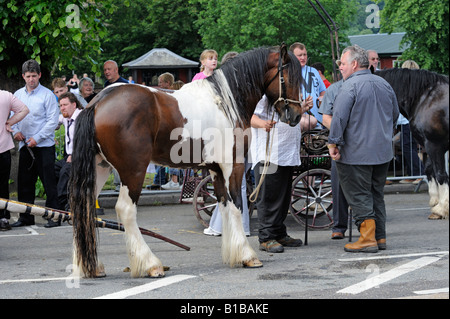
[{"xmin": 265, "ymin": 43, "xmax": 303, "ymax": 127}]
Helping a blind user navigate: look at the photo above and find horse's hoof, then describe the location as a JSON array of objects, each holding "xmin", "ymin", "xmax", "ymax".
[
  {"xmin": 147, "ymin": 266, "xmax": 165, "ymax": 278},
  {"xmin": 428, "ymin": 212, "xmax": 443, "ymax": 220},
  {"xmin": 243, "ymin": 258, "xmax": 263, "ymax": 268},
  {"xmin": 93, "ymin": 263, "xmax": 106, "ymax": 278}
]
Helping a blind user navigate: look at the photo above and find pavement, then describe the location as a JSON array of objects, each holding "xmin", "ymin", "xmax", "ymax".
[{"xmin": 95, "ymin": 179, "xmax": 429, "ymax": 209}]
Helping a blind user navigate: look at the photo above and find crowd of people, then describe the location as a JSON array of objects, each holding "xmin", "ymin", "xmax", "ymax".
[{"xmin": 1, "ymin": 44, "xmax": 422, "ymax": 256}]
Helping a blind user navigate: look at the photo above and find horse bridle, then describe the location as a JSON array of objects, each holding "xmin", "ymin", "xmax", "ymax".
[{"xmin": 266, "ymin": 47, "xmax": 303, "ymax": 121}]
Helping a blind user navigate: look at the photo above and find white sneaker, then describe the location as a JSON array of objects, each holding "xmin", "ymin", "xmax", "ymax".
[
  {"xmin": 161, "ymin": 181, "xmax": 181, "ymax": 190},
  {"xmin": 203, "ymin": 227, "xmax": 221, "ymax": 236}
]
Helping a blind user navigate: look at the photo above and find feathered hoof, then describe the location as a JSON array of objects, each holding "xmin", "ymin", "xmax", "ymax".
[
  {"xmin": 147, "ymin": 266, "xmax": 165, "ymax": 278},
  {"xmin": 428, "ymin": 212, "xmax": 444, "ymax": 220},
  {"xmin": 243, "ymin": 257, "xmax": 263, "ymax": 268},
  {"xmin": 92, "ymin": 264, "xmax": 106, "ymax": 278}
]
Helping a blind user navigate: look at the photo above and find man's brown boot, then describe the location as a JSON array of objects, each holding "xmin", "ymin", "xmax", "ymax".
[{"xmin": 344, "ymin": 219, "xmax": 378, "ymax": 253}]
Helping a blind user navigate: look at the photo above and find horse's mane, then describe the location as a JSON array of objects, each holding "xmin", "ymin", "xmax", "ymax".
[
  {"xmin": 376, "ymin": 68, "xmax": 449, "ymax": 115},
  {"xmin": 207, "ymin": 46, "xmax": 302, "ymax": 125}
]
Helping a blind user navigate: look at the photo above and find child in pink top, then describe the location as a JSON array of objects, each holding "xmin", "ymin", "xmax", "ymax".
[{"xmin": 192, "ymin": 49, "xmax": 218, "ymax": 81}]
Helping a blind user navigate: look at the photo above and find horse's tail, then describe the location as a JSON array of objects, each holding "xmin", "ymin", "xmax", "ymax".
[{"xmin": 69, "ymin": 105, "xmax": 99, "ymax": 277}]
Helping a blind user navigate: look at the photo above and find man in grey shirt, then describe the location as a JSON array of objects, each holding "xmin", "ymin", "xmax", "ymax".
[{"xmin": 328, "ymin": 45, "xmax": 399, "ymax": 253}]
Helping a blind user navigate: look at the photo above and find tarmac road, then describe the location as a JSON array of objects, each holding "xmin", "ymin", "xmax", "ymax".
[{"xmin": 0, "ymin": 190, "xmax": 448, "ymax": 306}]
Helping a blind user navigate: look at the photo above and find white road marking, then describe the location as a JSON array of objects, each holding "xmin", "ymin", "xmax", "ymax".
[
  {"xmin": 337, "ymin": 256, "xmax": 443, "ymax": 295},
  {"xmin": 0, "ymin": 225, "xmax": 41, "ymax": 238},
  {"xmin": 338, "ymin": 251, "xmax": 448, "ymax": 262},
  {"xmin": 94, "ymin": 274, "xmax": 196, "ymax": 299},
  {"xmin": 414, "ymin": 288, "xmax": 449, "ymax": 295}
]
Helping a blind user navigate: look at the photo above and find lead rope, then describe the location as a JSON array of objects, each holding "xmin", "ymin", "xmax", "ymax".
[{"xmin": 249, "ymin": 111, "xmax": 276, "ymax": 203}]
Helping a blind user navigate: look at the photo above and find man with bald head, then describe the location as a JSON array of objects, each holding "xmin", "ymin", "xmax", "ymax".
[{"xmin": 103, "ymin": 60, "xmax": 129, "ymax": 87}]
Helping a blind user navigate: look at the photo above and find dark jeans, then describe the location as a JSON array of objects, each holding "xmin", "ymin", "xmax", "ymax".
[
  {"xmin": 331, "ymin": 159, "xmax": 349, "ymax": 234},
  {"xmin": 0, "ymin": 150, "xmax": 11, "ymax": 219},
  {"xmin": 254, "ymin": 162, "xmax": 293, "ymax": 243},
  {"xmin": 55, "ymin": 157, "xmax": 71, "ymax": 211},
  {"xmin": 335, "ymin": 162, "xmax": 389, "ymax": 240},
  {"xmin": 17, "ymin": 145, "xmax": 60, "ymax": 223}
]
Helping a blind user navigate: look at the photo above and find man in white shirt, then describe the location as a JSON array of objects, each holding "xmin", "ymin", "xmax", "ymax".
[
  {"xmin": 250, "ymin": 95, "xmax": 312, "ymax": 253},
  {"xmin": 47, "ymin": 92, "xmax": 83, "ymax": 227},
  {"xmin": 12, "ymin": 59, "xmax": 60, "ymax": 227}
]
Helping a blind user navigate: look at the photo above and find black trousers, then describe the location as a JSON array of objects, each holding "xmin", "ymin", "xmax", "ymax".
[
  {"xmin": 17, "ymin": 145, "xmax": 60, "ymax": 223},
  {"xmin": 254, "ymin": 162, "xmax": 293, "ymax": 243},
  {"xmin": 331, "ymin": 159, "xmax": 349, "ymax": 234},
  {"xmin": 335, "ymin": 162, "xmax": 389, "ymax": 240},
  {"xmin": 0, "ymin": 150, "xmax": 11, "ymax": 219},
  {"xmin": 55, "ymin": 157, "xmax": 71, "ymax": 211}
]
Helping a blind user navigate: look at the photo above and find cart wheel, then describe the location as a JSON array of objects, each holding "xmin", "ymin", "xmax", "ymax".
[
  {"xmin": 193, "ymin": 175, "xmax": 217, "ymax": 228},
  {"xmin": 193, "ymin": 174, "xmax": 255, "ymax": 227},
  {"xmin": 290, "ymin": 168, "xmax": 333, "ymax": 229}
]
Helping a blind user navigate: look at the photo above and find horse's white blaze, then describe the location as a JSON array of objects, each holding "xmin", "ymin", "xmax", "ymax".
[{"xmin": 116, "ymin": 185, "xmax": 163, "ymax": 277}]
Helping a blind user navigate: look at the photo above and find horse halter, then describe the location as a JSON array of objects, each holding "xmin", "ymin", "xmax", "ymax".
[{"xmin": 266, "ymin": 48, "xmax": 303, "ymax": 121}]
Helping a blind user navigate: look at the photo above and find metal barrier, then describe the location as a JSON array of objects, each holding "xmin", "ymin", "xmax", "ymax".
[
  {"xmin": 388, "ymin": 124, "xmax": 449, "ymax": 188},
  {"xmin": 388, "ymin": 124, "xmax": 426, "ymax": 186}
]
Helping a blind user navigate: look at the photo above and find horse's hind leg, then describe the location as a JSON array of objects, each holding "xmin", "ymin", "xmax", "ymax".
[
  {"xmin": 425, "ymin": 145, "xmax": 449, "ymax": 219},
  {"xmin": 115, "ymin": 184, "xmax": 165, "ymax": 278}
]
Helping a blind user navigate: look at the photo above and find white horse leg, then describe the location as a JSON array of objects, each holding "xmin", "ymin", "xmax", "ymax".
[
  {"xmin": 220, "ymin": 201, "xmax": 262, "ymax": 268},
  {"xmin": 428, "ymin": 178, "xmax": 439, "ymax": 208},
  {"xmin": 430, "ymin": 182, "xmax": 449, "ymax": 219},
  {"xmin": 116, "ymin": 185, "xmax": 164, "ymax": 278}
]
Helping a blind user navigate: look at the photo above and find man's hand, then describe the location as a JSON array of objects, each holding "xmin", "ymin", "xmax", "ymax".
[
  {"xmin": 13, "ymin": 132, "xmax": 25, "ymax": 142},
  {"xmin": 301, "ymin": 96, "xmax": 313, "ymax": 113},
  {"xmin": 25, "ymin": 137, "xmax": 37, "ymax": 148},
  {"xmin": 328, "ymin": 145, "xmax": 341, "ymax": 161}
]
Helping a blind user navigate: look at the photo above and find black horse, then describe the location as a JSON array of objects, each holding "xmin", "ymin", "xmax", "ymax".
[{"xmin": 376, "ymin": 68, "xmax": 449, "ymax": 219}]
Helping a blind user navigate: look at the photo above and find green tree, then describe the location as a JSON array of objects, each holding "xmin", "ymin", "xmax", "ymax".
[
  {"xmin": 378, "ymin": 0, "xmax": 449, "ymax": 73},
  {"xmin": 0, "ymin": 0, "xmax": 117, "ymax": 80},
  {"xmin": 192, "ymin": 0, "xmax": 356, "ymax": 75},
  {"xmin": 99, "ymin": 0, "xmax": 203, "ymax": 74}
]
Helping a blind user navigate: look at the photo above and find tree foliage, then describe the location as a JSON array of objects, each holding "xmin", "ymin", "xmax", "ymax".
[
  {"xmin": 192, "ymin": 0, "xmax": 357, "ymax": 74},
  {"xmin": 100, "ymin": 0, "xmax": 203, "ymax": 70},
  {"xmin": 378, "ymin": 0, "xmax": 449, "ymax": 73},
  {"xmin": 0, "ymin": 0, "xmax": 116, "ymax": 79}
]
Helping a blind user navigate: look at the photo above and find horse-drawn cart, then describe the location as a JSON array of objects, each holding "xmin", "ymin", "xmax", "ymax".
[{"xmin": 181, "ymin": 128, "xmax": 334, "ymax": 230}]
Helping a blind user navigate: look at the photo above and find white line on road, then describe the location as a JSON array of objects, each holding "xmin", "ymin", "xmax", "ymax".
[
  {"xmin": 337, "ymin": 256, "xmax": 443, "ymax": 295},
  {"xmin": 414, "ymin": 288, "xmax": 449, "ymax": 295},
  {"xmin": 338, "ymin": 251, "xmax": 448, "ymax": 262},
  {"xmin": 94, "ymin": 274, "xmax": 196, "ymax": 299},
  {"xmin": 0, "ymin": 225, "xmax": 40, "ymax": 238}
]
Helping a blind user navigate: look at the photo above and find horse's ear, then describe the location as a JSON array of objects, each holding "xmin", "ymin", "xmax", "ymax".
[{"xmin": 280, "ymin": 42, "xmax": 290, "ymax": 64}]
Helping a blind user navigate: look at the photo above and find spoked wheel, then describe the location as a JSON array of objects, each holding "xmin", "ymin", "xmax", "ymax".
[
  {"xmin": 192, "ymin": 174, "xmax": 255, "ymax": 228},
  {"xmin": 192, "ymin": 175, "xmax": 217, "ymax": 228},
  {"xmin": 290, "ymin": 168, "xmax": 333, "ymax": 229}
]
